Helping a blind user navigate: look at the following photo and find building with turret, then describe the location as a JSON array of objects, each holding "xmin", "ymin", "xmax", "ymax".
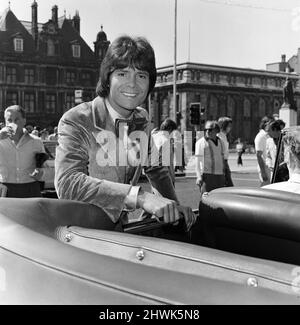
[{"xmin": 0, "ymin": 1, "xmax": 110, "ymax": 127}]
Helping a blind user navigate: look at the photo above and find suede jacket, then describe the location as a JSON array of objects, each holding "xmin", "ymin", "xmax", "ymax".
[{"xmin": 55, "ymin": 96, "xmax": 178, "ymax": 223}]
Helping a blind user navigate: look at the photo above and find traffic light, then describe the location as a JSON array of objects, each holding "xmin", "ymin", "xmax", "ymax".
[
  {"xmin": 189, "ymin": 102, "xmax": 200, "ymax": 125},
  {"xmin": 200, "ymin": 106, "xmax": 205, "ymax": 116},
  {"xmin": 176, "ymin": 111, "xmax": 182, "ymax": 125}
]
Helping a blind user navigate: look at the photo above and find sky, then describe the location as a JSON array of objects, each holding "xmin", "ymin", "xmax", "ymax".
[{"xmin": 1, "ymin": 0, "xmax": 300, "ymax": 70}]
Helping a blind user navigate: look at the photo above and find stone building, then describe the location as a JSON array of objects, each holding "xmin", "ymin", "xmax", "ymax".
[
  {"xmin": 149, "ymin": 62, "xmax": 300, "ymax": 143},
  {"xmin": 0, "ymin": 1, "xmax": 110, "ymax": 127}
]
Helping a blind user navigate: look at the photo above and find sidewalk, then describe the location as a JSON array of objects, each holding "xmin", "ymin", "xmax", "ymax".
[{"xmin": 184, "ymin": 153, "xmax": 257, "ymax": 177}]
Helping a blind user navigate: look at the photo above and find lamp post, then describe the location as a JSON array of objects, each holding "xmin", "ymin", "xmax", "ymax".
[{"xmin": 173, "ymin": 0, "xmax": 177, "ymax": 121}]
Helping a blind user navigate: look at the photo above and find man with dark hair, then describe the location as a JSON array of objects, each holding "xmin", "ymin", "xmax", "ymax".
[
  {"xmin": 195, "ymin": 120, "xmax": 225, "ymax": 197},
  {"xmin": 266, "ymin": 119, "xmax": 286, "ymax": 180},
  {"xmin": 217, "ymin": 116, "xmax": 233, "ymax": 187},
  {"xmin": 55, "ymin": 35, "xmax": 195, "ymax": 238},
  {"xmin": 0, "ymin": 105, "xmax": 46, "ymax": 197},
  {"xmin": 254, "ymin": 116, "xmax": 274, "ymax": 186}
]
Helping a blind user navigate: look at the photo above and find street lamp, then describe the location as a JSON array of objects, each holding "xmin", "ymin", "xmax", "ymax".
[{"xmin": 173, "ymin": 0, "xmax": 177, "ymax": 121}]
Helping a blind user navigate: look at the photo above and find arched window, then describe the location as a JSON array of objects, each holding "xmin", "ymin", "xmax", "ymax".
[{"xmin": 259, "ymin": 98, "xmax": 266, "ymax": 117}]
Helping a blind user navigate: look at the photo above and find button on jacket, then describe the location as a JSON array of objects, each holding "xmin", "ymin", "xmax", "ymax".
[{"xmin": 55, "ymin": 96, "xmax": 178, "ymax": 223}]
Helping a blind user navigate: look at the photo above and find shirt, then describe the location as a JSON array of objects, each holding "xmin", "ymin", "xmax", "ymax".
[
  {"xmin": 217, "ymin": 131, "xmax": 229, "ymax": 160},
  {"xmin": 195, "ymin": 136, "xmax": 224, "ymax": 175},
  {"xmin": 105, "ymin": 98, "xmax": 140, "ymax": 211},
  {"xmin": 0, "ymin": 131, "xmax": 45, "ymax": 184},
  {"xmin": 265, "ymin": 138, "xmax": 277, "ymax": 169},
  {"xmin": 254, "ymin": 129, "xmax": 268, "ymax": 172},
  {"xmin": 263, "ymin": 173, "xmax": 300, "ymax": 194}
]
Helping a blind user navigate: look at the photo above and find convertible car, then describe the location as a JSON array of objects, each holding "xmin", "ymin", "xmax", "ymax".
[{"xmin": 0, "ymin": 129, "xmax": 300, "ymax": 305}]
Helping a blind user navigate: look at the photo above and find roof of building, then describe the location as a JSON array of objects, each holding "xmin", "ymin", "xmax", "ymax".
[
  {"xmin": 157, "ymin": 61, "xmax": 299, "ymax": 79},
  {"xmin": 96, "ymin": 25, "xmax": 107, "ymax": 42},
  {"xmin": 0, "ymin": 6, "xmax": 96, "ymax": 63}
]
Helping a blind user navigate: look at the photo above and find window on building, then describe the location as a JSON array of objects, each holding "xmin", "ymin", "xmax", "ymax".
[
  {"xmin": 6, "ymin": 67, "xmax": 17, "ymax": 83},
  {"xmin": 14, "ymin": 38, "xmax": 23, "ymax": 52},
  {"xmin": 66, "ymin": 71, "xmax": 76, "ymax": 84},
  {"xmin": 24, "ymin": 93, "xmax": 35, "ymax": 113},
  {"xmin": 25, "ymin": 69, "xmax": 34, "ymax": 84},
  {"xmin": 46, "ymin": 67, "xmax": 57, "ymax": 85},
  {"xmin": 6, "ymin": 92, "xmax": 18, "ymax": 106},
  {"xmin": 46, "ymin": 94, "xmax": 56, "ymax": 114},
  {"xmin": 259, "ymin": 98, "xmax": 266, "ymax": 117},
  {"xmin": 243, "ymin": 99, "xmax": 251, "ymax": 118},
  {"xmin": 81, "ymin": 72, "xmax": 91, "ymax": 86},
  {"xmin": 47, "ymin": 39, "xmax": 55, "ymax": 56},
  {"xmin": 66, "ymin": 94, "xmax": 74, "ymax": 111},
  {"xmin": 72, "ymin": 44, "xmax": 81, "ymax": 58}
]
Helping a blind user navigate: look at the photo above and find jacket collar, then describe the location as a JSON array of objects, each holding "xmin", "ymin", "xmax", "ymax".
[{"xmin": 91, "ymin": 96, "xmax": 148, "ymax": 136}]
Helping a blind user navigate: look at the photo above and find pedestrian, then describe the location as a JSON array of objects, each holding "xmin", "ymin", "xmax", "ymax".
[
  {"xmin": 151, "ymin": 118, "xmax": 178, "ymax": 186},
  {"xmin": 266, "ymin": 119, "xmax": 288, "ymax": 182},
  {"xmin": 0, "ymin": 105, "xmax": 46, "ymax": 198},
  {"xmin": 40, "ymin": 129, "xmax": 49, "ymax": 140},
  {"xmin": 254, "ymin": 116, "xmax": 274, "ymax": 186},
  {"xmin": 218, "ymin": 116, "xmax": 233, "ymax": 187},
  {"xmin": 55, "ymin": 35, "xmax": 196, "ymax": 240},
  {"xmin": 195, "ymin": 120, "xmax": 225, "ymax": 197},
  {"xmin": 31, "ymin": 126, "xmax": 39, "ymax": 137},
  {"xmin": 48, "ymin": 126, "xmax": 58, "ymax": 141},
  {"xmin": 236, "ymin": 138, "xmax": 244, "ymax": 166}
]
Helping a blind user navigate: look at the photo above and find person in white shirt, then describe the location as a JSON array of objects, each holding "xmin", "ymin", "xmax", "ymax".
[
  {"xmin": 254, "ymin": 116, "xmax": 274, "ymax": 186},
  {"xmin": 263, "ymin": 128, "xmax": 300, "ymax": 193},
  {"xmin": 151, "ymin": 119, "xmax": 177, "ymax": 186},
  {"xmin": 218, "ymin": 116, "xmax": 233, "ymax": 187},
  {"xmin": 48, "ymin": 127, "xmax": 58, "ymax": 141},
  {"xmin": 195, "ymin": 120, "xmax": 225, "ymax": 197},
  {"xmin": 0, "ymin": 105, "xmax": 46, "ymax": 198}
]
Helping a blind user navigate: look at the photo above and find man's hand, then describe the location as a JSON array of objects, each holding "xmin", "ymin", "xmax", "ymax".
[
  {"xmin": 137, "ymin": 190, "xmax": 180, "ymax": 224},
  {"xmin": 261, "ymin": 172, "xmax": 269, "ymax": 182},
  {"xmin": 177, "ymin": 205, "xmax": 197, "ymax": 231},
  {"xmin": 196, "ymin": 176, "xmax": 203, "ymax": 187},
  {"xmin": 0, "ymin": 126, "xmax": 14, "ymax": 140}
]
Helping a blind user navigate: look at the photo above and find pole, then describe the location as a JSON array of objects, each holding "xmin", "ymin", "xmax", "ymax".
[
  {"xmin": 188, "ymin": 20, "xmax": 191, "ymax": 62},
  {"xmin": 173, "ymin": 0, "xmax": 177, "ymax": 120}
]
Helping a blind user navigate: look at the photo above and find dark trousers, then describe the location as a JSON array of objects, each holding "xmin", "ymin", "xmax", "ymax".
[
  {"xmin": 3, "ymin": 182, "xmax": 42, "ymax": 198},
  {"xmin": 237, "ymin": 152, "xmax": 243, "ymax": 166},
  {"xmin": 200, "ymin": 173, "xmax": 225, "ymax": 197},
  {"xmin": 224, "ymin": 160, "xmax": 234, "ymax": 187}
]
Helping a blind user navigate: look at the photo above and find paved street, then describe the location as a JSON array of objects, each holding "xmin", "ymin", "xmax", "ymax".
[{"xmin": 139, "ymin": 153, "xmax": 260, "ymax": 210}]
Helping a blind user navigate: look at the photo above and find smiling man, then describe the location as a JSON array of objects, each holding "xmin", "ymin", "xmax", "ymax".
[{"xmin": 55, "ymin": 35, "xmax": 196, "ymax": 240}]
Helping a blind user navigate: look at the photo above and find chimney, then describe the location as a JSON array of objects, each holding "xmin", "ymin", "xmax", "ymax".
[
  {"xmin": 31, "ymin": 0, "xmax": 38, "ymax": 48},
  {"xmin": 72, "ymin": 10, "xmax": 80, "ymax": 34},
  {"xmin": 52, "ymin": 5, "xmax": 58, "ymax": 25},
  {"xmin": 281, "ymin": 54, "xmax": 286, "ymax": 63}
]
